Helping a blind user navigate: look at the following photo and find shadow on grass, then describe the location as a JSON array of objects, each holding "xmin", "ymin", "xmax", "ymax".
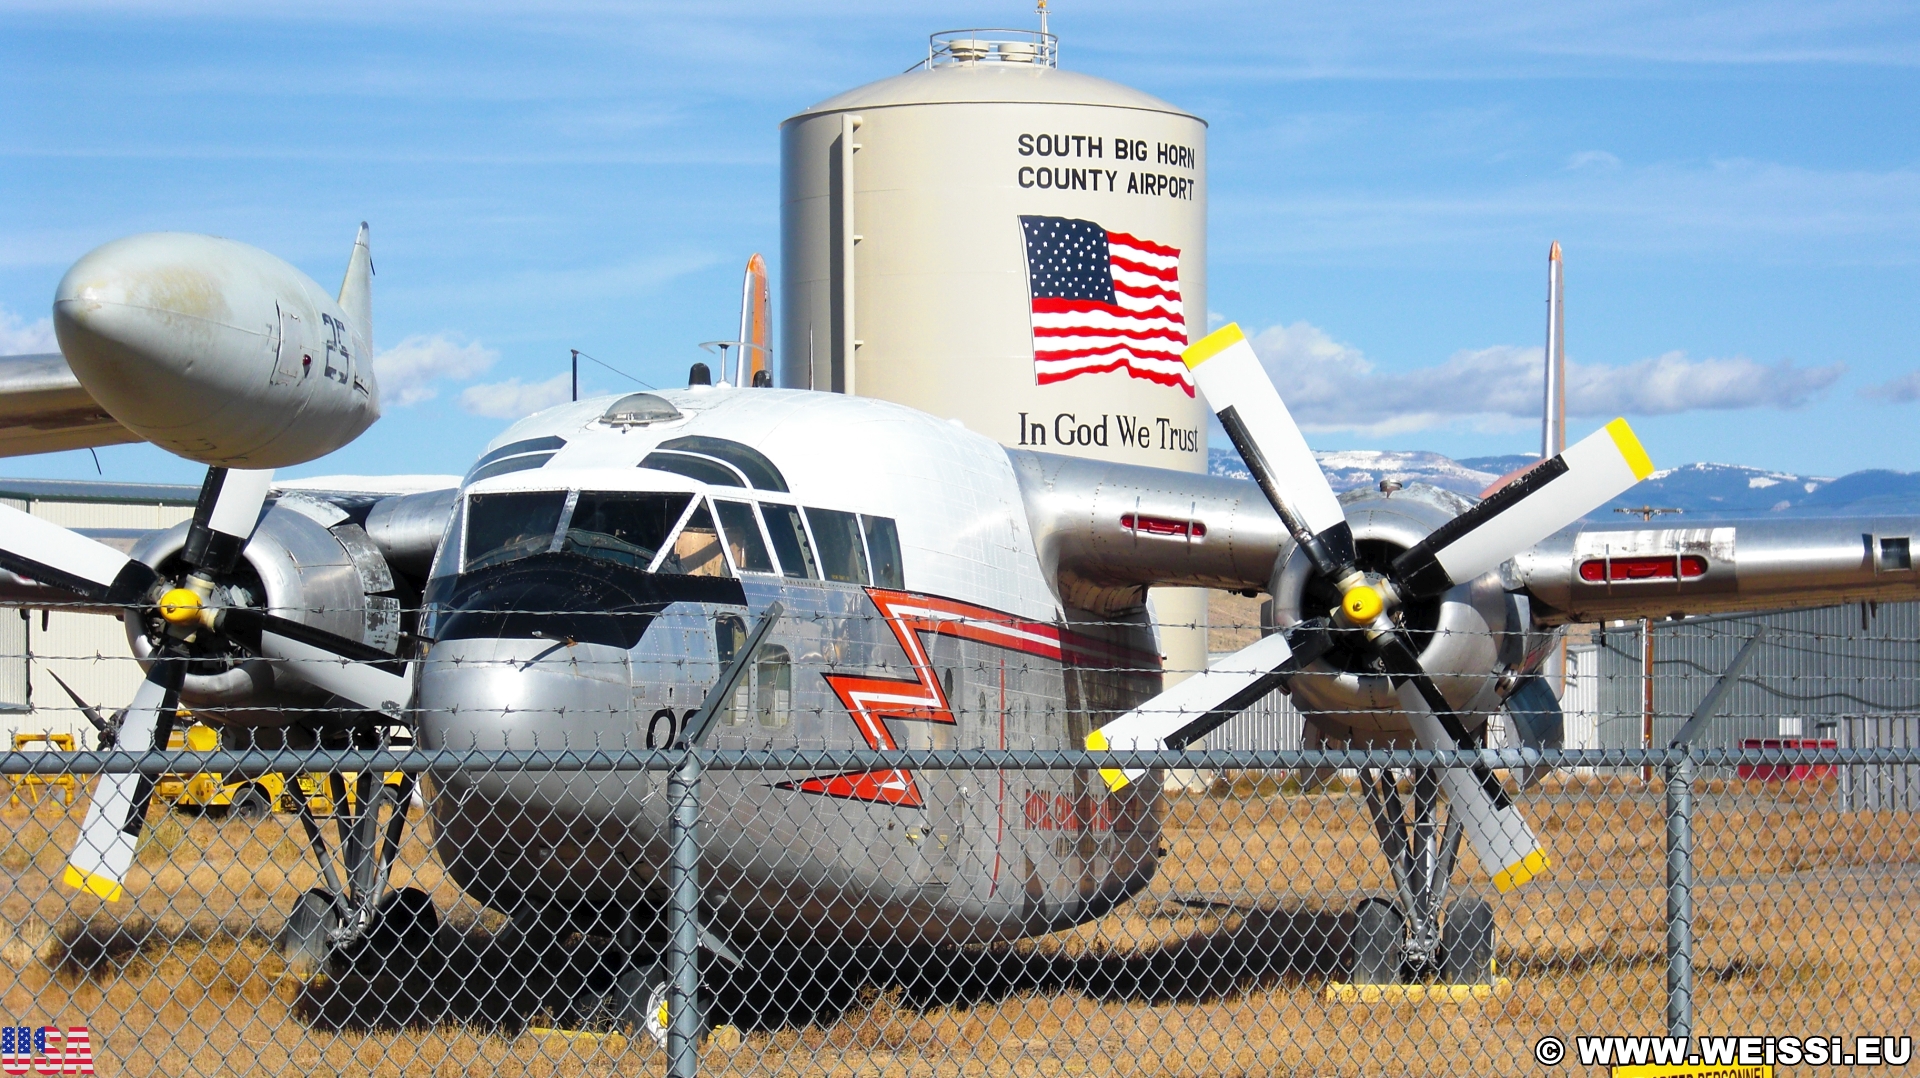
[{"xmin": 51, "ymin": 900, "xmax": 1691, "ymax": 1037}]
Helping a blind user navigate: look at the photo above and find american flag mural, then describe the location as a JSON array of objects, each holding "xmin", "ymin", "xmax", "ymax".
[{"xmin": 1019, "ymin": 215, "xmax": 1192, "ymax": 396}]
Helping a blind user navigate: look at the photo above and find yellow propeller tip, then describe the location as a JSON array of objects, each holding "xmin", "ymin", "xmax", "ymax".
[
  {"xmin": 1181, "ymin": 323, "xmax": 1245, "ymax": 370},
  {"xmin": 63, "ymin": 864, "xmax": 125, "ymax": 902},
  {"xmin": 1491, "ymin": 849, "xmax": 1550, "ymax": 893},
  {"xmin": 1604, "ymin": 418, "xmax": 1654, "ymax": 481}
]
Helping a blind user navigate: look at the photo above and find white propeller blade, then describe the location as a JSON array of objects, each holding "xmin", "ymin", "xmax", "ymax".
[
  {"xmin": 64, "ymin": 665, "xmax": 178, "ymax": 902},
  {"xmin": 1183, "ymin": 323, "xmax": 1353, "ymax": 573},
  {"xmin": 183, "ymin": 467, "xmax": 273, "ymax": 571},
  {"xmin": 223, "ymin": 609, "xmax": 413, "ymax": 716},
  {"xmin": 1393, "ymin": 419, "xmax": 1653, "ymax": 598},
  {"xmin": 1395, "ymin": 682, "xmax": 1549, "ymax": 893},
  {"xmin": 0, "ymin": 503, "xmax": 155, "ymax": 603},
  {"xmin": 1087, "ymin": 631, "xmax": 1299, "ymax": 792}
]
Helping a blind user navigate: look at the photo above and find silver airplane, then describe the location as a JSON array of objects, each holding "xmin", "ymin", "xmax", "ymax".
[{"xmin": 3, "ymin": 229, "xmax": 1918, "ymax": 1038}]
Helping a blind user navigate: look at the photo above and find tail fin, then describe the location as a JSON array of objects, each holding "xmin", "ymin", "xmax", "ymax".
[
  {"xmin": 739, "ymin": 253, "xmax": 771, "ymax": 386},
  {"xmin": 338, "ymin": 222, "xmax": 373, "ymax": 345}
]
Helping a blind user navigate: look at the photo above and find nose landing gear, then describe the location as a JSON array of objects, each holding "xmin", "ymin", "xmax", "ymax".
[
  {"xmin": 1342, "ymin": 766, "xmax": 1499, "ymax": 993},
  {"xmin": 279, "ymin": 761, "xmax": 438, "ymax": 976}
]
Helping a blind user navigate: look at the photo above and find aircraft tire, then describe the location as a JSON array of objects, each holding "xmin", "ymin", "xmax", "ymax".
[
  {"xmin": 363, "ymin": 886, "xmax": 439, "ymax": 960},
  {"xmin": 230, "ymin": 784, "xmax": 272, "ymax": 820},
  {"xmin": 1349, "ymin": 898, "xmax": 1404, "ymax": 984},
  {"xmin": 1440, "ymin": 895, "xmax": 1496, "ymax": 984},
  {"xmin": 281, "ymin": 888, "xmax": 345, "ymax": 979},
  {"xmin": 619, "ymin": 961, "xmax": 712, "ymax": 1049}
]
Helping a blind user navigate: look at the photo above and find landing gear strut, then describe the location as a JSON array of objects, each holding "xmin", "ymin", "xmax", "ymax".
[
  {"xmin": 1349, "ymin": 766, "xmax": 1495, "ymax": 985},
  {"xmin": 280, "ymin": 729, "xmax": 436, "ymax": 975}
]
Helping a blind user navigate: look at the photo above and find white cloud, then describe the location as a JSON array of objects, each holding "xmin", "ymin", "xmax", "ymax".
[
  {"xmin": 1861, "ymin": 371, "xmax": 1920, "ymax": 402},
  {"xmin": 459, "ymin": 372, "xmax": 572, "ymax": 419},
  {"xmin": 0, "ymin": 304, "xmax": 57, "ymax": 355},
  {"xmin": 372, "ymin": 333, "xmax": 498, "ymax": 407},
  {"xmin": 1567, "ymin": 149, "xmax": 1622, "ymax": 170},
  {"xmin": 1244, "ymin": 320, "xmax": 1845, "ymax": 436}
]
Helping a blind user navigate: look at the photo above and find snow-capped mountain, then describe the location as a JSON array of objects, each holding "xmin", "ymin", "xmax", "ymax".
[{"xmin": 1207, "ymin": 448, "xmax": 1920, "ymax": 517}]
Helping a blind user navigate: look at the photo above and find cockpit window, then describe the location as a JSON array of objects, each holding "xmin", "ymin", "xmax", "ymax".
[
  {"xmin": 465, "ymin": 490, "xmax": 568, "ymax": 571},
  {"xmin": 639, "ymin": 451, "xmax": 746, "ymax": 488},
  {"xmin": 713, "ymin": 500, "xmax": 775, "ymax": 574},
  {"xmin": 656, "ymin": 500, "xmax": 731, "ymax": 577},
  {"xmin": 563, "ymin": 492, "xmax": 691, "ymax": 570},
  {"xmin": 804, "ymin": 507, "xmax": 869, "ymax": 585},
  {"xmin": 657, "ymin": 436, "xmax": 789, "ymax": 492},
  {"xmin": 862, "ymin": 515, "xmax": 904, "ymax": 589},
  {"xmin": 763, "ymin": 504, "xmax": 817, "ymax": 580}
]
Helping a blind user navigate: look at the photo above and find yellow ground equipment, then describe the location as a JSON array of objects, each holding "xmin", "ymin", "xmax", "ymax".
[
  {"xmin": 8, "ymin": 732, "xmax": 77, "ymax": 806},
  {"xmin": 143, "ymin": 719, "xmax": 408, "ymax": 818},
  {"xmin": 155, "ymin": 723, "xmax": 304, "ymax": 817}
]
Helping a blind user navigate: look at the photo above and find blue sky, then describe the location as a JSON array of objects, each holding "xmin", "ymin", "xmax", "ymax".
[{"xmin": 2, "ymin": 0, "xmax": 1916, "ymax": 485}]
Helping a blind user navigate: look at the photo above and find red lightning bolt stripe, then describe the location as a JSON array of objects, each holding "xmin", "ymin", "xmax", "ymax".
[{"xmin": 780, "ymin": 589, "xmax": 1161, "ymax": 807}]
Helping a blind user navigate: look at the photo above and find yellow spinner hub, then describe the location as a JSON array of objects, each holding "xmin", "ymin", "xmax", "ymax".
[
  {"xmin": 1342, "ymin": 584, "xmax": 1384, "ymax": 623},
  {"xmin": 157, "ymin": 587, "xmax": 203, "ymax": 625}
]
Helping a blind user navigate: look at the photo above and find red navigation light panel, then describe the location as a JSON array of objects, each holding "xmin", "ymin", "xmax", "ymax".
[{"xmin": 1578, "ymin": 555, "xmax": 1709, "ymax": 583}]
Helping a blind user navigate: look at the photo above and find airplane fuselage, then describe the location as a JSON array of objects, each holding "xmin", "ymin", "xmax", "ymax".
[{"xmin": 413, "ymin": 387, "xmax": 1166, "ymax": 944}]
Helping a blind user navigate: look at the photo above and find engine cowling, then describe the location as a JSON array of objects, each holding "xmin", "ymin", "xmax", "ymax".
[
  {"xmin": 124, "ymin": 494, "xmax": 403, "ymax": 726},
  {"xmin": 1269, "ymin": 484, "xmax": 1549, "ymax": 744},
  {"xmin": 52, "ymin": 231, "xmax": 380, "ymax": 468}
]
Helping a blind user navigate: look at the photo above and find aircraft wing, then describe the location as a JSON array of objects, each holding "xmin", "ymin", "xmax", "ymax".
[
  {"xmin": 0, "ymin": 353, "xmax": 139, "ymax": 458},
  {"xmin": 1514, "ymin": 514, "xmax": 1920, "ymax": 623},
  {"xmin": 1013, "ymin": 450, "xmax": 1920, "ymax": 624}
]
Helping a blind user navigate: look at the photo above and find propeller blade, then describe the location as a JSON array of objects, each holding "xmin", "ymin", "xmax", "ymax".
[
  {"xmin": 1183, "ymin": 323, "xmax": 1355, "ymax": 577},
  {"xmin": 63, "ymin": 657, "xmax": 184, "ymax": 902},
  {"xmin": 1393, "ymin": 681, "xmax": 1549, "ymax": 893},
  {"xmin": 1088, "ymin": 621, "xmax": 1331, "ymax": 792},
  {"xmin": 1392, "ymin": 418, "xmax": 1653, "ymax": 599},
  {"xmin": 0, "ymin": 503, "xmax": 156, "ymax": 606},
  {"xmin": 221, "ymin": 608, "xmax": 413, "ymax": 716},
  {"xmin": 182, "ymin": 467, "xmax": 274, "ymax": 572},
  {"xmin": 1503, "ymin": 673, "xmax": 1565, "ymax": 790},
  {"xmin": 44, "ymin": 669, "xmax": 111, "ymax": 736}
]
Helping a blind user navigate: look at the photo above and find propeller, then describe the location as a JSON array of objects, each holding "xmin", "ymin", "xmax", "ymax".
[
  {"xmin": 0, "ymin": 465, "xmax": 413, "ymax": 901},
  {"xmin": 44, "ymin": 669, "xmax": 113, "ymax": 742},
  {"xmin": 1169, "ymin": 322, "xmax": 1654, "ymax": 892},
  {"xmin": 1087, "ymin": 620, "xmax": 1330, "ymax": 792}
]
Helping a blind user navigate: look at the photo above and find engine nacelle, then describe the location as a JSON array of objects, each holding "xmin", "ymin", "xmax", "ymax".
[
  {"xmin": 1270, "ymin": 484, "xmax": 1548, "ymax": 744},
  {"xmin": 124, "ymin": 495, "xmax": 403, "ymax": 726},
  {"xmin": 53, "ymin": 230, "xmax": 380, "ymax": 468}
]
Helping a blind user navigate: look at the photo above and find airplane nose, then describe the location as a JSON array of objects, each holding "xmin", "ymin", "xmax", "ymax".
[{"xmin": 415, "ymin": 635, "xmax": 635, "ymax": 752}]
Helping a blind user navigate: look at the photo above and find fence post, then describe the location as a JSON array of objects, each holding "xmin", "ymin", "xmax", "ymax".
[
  {"xmin": 667, "ymin": 748, "xmax": 703, "ymax": 1077},
  {"xmin": 1665, "ymin": 749, "xmax": 1695, "ymax": 1039}
]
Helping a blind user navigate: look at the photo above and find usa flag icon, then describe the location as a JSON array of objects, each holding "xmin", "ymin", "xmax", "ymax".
[{"xmin": 1, "ymin": 1026, "xmax": 93, "ymax": 1075}]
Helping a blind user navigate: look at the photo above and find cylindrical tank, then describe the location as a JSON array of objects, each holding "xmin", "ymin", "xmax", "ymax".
[{"xmin": 779, "ymin": 29, "xmax": 1213, "ymax": 749}]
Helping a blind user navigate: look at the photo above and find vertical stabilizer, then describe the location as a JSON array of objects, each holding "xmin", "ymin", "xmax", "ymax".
[
  {"xmin": 339, "ymin": 222, "xmax": 373, "ymax": 345},
  {"xmin": 1541, "ymin": 240, "xmax": 1565, "ymax": 458},
  {"xmin": 740, "ymin": 253, "xmax": 771, "ymax": 386}
]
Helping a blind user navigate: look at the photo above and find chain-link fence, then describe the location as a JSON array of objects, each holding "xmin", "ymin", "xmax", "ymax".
[
  {"xmin": 4, "ymin": 740, "xmax": 1918, "ymax": 1076},
  {"xmin": 4, "ymin": 601, "xmax": 1920, "ymax": 1075}
]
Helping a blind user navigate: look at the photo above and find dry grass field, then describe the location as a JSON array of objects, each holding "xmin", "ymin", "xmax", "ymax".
[{"xmin": 3, "ymin": 772, "xmax": 1917, "ymax": 1076}]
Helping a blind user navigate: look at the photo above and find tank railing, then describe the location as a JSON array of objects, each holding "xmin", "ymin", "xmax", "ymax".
[{"xmin": 919, "ymin": 29, "xmax": 1059, "ymax": 71}]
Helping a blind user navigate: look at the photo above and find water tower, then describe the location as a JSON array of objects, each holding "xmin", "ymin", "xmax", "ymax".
[{"xmin": 779, "ymin": 23, "xmax": 1213, "ymax": 695}]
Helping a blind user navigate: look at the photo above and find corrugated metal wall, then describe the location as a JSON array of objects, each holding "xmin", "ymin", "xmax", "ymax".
[{"xmin": 1596, "ymin": 603, "xmax": 1920, "ymax": 805}]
